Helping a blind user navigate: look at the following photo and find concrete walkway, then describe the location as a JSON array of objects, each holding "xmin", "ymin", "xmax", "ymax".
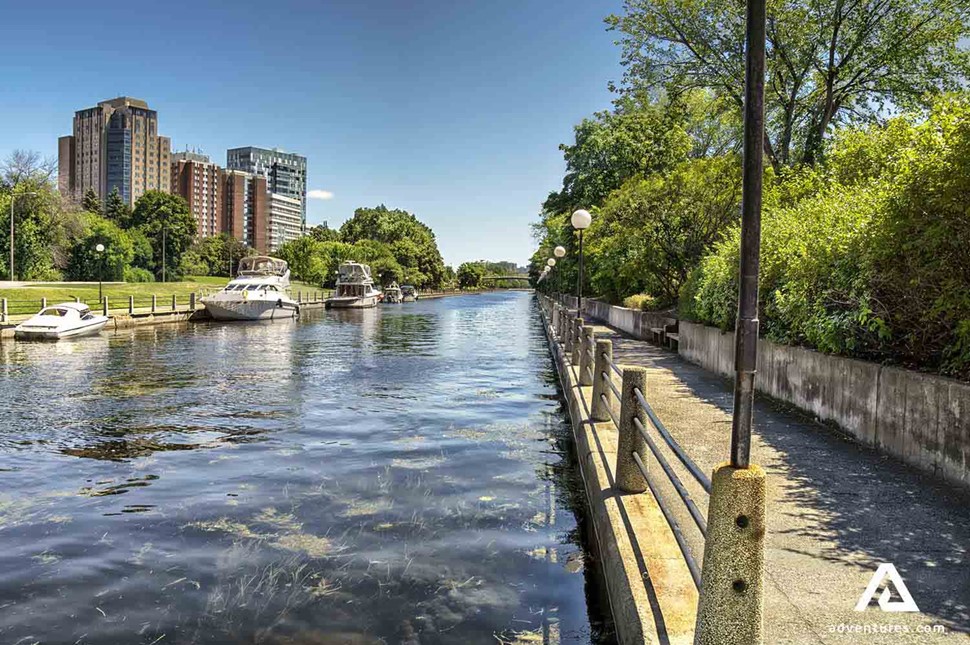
[{"xmin": 590, "ymin": 322, "xmax": 970, "ymax": 644}]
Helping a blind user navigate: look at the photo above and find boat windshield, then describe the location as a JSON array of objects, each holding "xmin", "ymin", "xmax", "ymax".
[
  {"xmin": 401, "ymin": 286, "xmax": 416, "ymax": 295},
  {"xmin": 39, "ymin": 308, "xmax": 70, "ymax": 317}
]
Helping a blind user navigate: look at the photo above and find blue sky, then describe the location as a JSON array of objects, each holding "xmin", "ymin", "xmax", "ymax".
[{"xmin": 0, "ymin": 0, "xmax": 624, "ymax": 267}]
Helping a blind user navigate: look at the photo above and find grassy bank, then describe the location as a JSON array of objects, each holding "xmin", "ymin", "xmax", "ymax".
[{"xmin": 0, "ymin": 277, "xmax": 324, "ymax": 317}]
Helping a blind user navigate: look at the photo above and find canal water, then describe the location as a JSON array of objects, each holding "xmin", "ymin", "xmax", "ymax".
[{"xmin": 0, "ymin": 291, "xmax": 612, "ymax": 644}]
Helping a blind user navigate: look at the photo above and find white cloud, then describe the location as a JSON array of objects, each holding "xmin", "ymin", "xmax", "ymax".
[{"xmin": 308, "ymin": 189, "xmax": 334, "ymax": 200}]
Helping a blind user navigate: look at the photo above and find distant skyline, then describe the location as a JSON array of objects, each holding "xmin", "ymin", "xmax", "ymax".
[{"xmin": 0, "ymin": 0, "xmax": 624, "ymax": 268}]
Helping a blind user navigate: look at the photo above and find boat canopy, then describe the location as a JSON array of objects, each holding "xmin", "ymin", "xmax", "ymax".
[
  {"xmin": 337, "ymin": 262, "xmax": 373, "ymax": 283},
  {"xmin": 401, "ymin": 285, "xmax": 416, "ymax": 295},
  {"xmin": 238, "ymin": 256, "xmax": 288, "ymax": 277}
]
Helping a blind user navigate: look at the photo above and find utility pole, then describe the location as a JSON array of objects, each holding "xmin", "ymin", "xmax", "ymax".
[{"xmin": 731, "ymin": 0, "xmax": 767, "ymax": 469}]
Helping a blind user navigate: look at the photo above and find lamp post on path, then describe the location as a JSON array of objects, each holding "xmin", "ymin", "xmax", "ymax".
[
  {"xmin": 694, "ymin": 0, "xmax": 768, "ymax": 642},
  {"xmin": 731, "ymin": 0, "xmax": 767, "ymax": 470},
  {"xmin": 570, "ymin": 210, "xmax": 591, "ymax": 312},
  {"xmin": 554, "ymin": 246, "xmax": 566, "ymax": 295},
  {"xmin": 95, "ymin": 243, "xmax": 105, "ymax": 301}
]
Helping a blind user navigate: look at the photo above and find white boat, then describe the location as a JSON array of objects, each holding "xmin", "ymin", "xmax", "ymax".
[
  {"xmin": 14, "ymin": 302, "xmax": 109, "ymax": 340},
  {"xmin": 400, "ymin": 285, "xmax": 418, "ymax": 302},
  {"xmin": 326, "ymin": 262, "xmax": 381, "ymax": 309},
  {"xmin": 383, "ymin": 282, "xmax": 403, "ymax": 304},
  {"xmin": 201, "ymin": 256, "xmax": 299, "ymax": 321}
]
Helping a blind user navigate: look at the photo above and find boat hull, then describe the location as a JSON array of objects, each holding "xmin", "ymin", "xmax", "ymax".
[
  {"xmin": 14, "ymin": 317, "xmax": 108, "ymax": 340},
  {"xmin": 325, "ymin": 295, "xmax": 379, "ymax": 309},
  {"xmin": 203, "ymin": 297, "xmax": 299, "ymax": 321}
]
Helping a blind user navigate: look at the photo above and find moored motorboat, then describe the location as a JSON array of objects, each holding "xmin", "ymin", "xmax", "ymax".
[
  {"xmin": 202, "ymin": 256, "xmax": 299, "ymax": 321},
  {"xmin": 14, "ymin": 302, "xmax": 109, "ymax": 340},
  {"xmin": 325, "ymin": 262, "xmax": 381, "ymax": 309},
  {"xmin": 400, "ymin": 285, "xmax": 418, "ymax": 302},
  {"xmin": 383, "ymin": 282, "xmax": 403, "ymax": 304}
]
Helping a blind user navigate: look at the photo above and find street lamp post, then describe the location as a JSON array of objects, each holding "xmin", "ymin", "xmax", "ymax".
[
  {"xmin": 95, "ymin": 243, "xmax": 106, "ymax": 301},
  {"xmin": 9, "ymin": 191, "xmax": 38, "ymax": 281},
  {"xmin": 570, "ymin": 209, "xmax": 592, "ymax": 312},
  {"xmin": 553, "ymin": 246, "xmax": 566, "ymax": 295},
  {"xmin": 731, "ymin": 0, "xmax": 768, "ymax": 469}
]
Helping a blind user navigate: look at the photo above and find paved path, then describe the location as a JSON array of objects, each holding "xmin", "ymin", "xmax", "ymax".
[{"xmin": 590, "ymin": 323, "xmax": 970, "ymax": 644}]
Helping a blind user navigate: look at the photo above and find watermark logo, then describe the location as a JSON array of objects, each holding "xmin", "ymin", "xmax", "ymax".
[{"xmin": 854, "ymin": 563, "xmax": 920, "ymax": 613}]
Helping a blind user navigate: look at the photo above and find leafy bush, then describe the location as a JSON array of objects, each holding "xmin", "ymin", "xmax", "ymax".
[
  {"xmin": 681, "ymin": 93, "xmax": 970, "ymax": 377},
  {"xmin": 623, "ymin": 293, "xmax": 658, "ymax": 311},
  {"xmin": 123, "ymin": 267, "xmax": 155, "ymax": 283}
]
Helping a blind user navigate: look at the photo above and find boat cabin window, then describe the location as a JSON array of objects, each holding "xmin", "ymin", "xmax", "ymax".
[{"xmin": 40, "ymin": 308, "xmax": 69, "ymax": 317}]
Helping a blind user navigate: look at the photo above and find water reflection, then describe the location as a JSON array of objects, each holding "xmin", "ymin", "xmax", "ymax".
[{"xmin": 0, "ymin": 292, "xmax": 612, "ymax": 644}]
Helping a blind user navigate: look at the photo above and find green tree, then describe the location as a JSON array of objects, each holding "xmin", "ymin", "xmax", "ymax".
[
  {"xmin": 187, "ymin": 234, "xmax": 255, "ymax": 277},
  {"xmin": 66, "ymin": 215, "xmax": 134, "ymax": 282},
  {"xmin": 608, "ymin": 0, "xmax": 970, "ymax": 166},
  {"xmin": 130, "ymin": 191, "xmax": 196, "ymax": 281},
  {"xmin": 586, "ymin": 156, "xmax": 742, "ymax": 305},
  {"xmin": 307, "ymin": 224, "xmax": 341, "ymax": 242},
  {"xmin": 81, "ymin": 188, "xmax": 102, "ymax": 215},
  {"xmin": 340, "ymin": 205, "xmax": 446, "ymax": 288},
  {"xmin": 104, "ymin": 187, "xmax": 132, "ymax": 228},
  {"xmin": 542, "ymin": 104, "xmax": 692, "ymax": 214},
  {"xmin": 457, "ymin": 262, "xmax": 486, "ymax": 289}
]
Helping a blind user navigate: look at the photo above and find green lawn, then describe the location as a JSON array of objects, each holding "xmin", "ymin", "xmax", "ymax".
[{"xmin": 0, "ymin": 277, "xmax": 325, "ymax": 317}]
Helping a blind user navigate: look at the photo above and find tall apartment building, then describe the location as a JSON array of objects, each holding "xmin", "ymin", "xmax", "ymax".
[
  {"xmin": 171, "ymin": 152, "xmax": 223, "ymax": 238},
  {"xmin": 267, "ymin": 193, "xmax": 304, "ymax": 251},
  {"xmin": 58, "ymin": 97, "xmax": 171, "ymax": 206},
  {"xmin": 226, "ymin": 147, "xmax": 307, "ymax": 232},
  {"xmin": 224, "ymin": 170, "xmax": 268, "ymax": 253}
]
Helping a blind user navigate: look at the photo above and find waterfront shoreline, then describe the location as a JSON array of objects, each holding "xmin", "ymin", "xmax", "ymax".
[{"xmin": 0, "ymin": 289, "xmax": 503, "ymax": 341}]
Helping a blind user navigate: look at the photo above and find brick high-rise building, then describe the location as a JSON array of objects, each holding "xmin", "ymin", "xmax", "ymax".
[
  {"xmin": 58, "ymin": 96, "xmax": 171, "ymax": 206},
  {"xmin": 171, "ymin": 151, "xmax": 223, "ymax": 238},
  {"xmin": 223, "ymin": 170, "xmax": 268, "ymax": 252}
]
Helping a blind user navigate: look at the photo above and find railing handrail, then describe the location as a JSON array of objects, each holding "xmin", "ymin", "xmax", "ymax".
[
  {"xmin": 634, "ymin": 416, "xmax": 707, "ymax": 537},
  {"xmin": 633, "ymin": 386, "xmax": 712, "ymax": 494},
  {"xmin": 631, "ymin": 451, "xmax": 702, "ymax": 589},
  {"xmin": 602, "ymin": 352, "xmax": 623, "ymax": 378}
]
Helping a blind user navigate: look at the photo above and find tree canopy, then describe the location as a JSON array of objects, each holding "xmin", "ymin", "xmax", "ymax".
[
  {"xmin": 130, "ymin": 191, "xmax": 197, "ymax": 281},
  {"xmin": 607, "ymin": 0, "xmax": 970, "ymax": 166}
]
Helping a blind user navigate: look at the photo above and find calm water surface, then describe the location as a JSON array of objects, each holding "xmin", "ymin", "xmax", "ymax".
[{"xmin": 0, "ymin": 291, "xmax": 611, "ymax": 644}]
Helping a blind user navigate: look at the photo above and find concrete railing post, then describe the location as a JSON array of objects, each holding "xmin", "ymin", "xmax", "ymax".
[
  {"xmin": 571, "ymin": 317, "xmax": 585, "ymax": 366},
  {"xmin": 151, "ymin": 295, "xmax": 157, "ymax": 313},
  {"xmin": 128, "ymin": 295, "xmax": 134, "ymax": 315},
  {"xmin": 190, "ymin": 292, "xmax": 196, "ymax": 310},
  {"xmin": 41, "ymin": 297, "xmax": 47, "ymax": 310},
  {"xmin": 616, "ymin": 366, "xmax": 648, "ymax": 493},
  {"xmin": 1, "ymin": 298, "xmax": 6, "ymax": 323},
  {"xmin": 578, "ymin": 326, "xmax": 595, "ymax": 386},
  {"xmin": 171, "ymin": 294, "xmax": 177, "ymax": 311},
  {"xmin": 102, "ymin": 296, "xmax": 108, "ymax": 317},
  {"xmin": 590, "ymin": 339, "xmax": 613, "ymax": 422},
  {"xmin": 694, "ymin": 463, "xmax": 767, "ymax": 645},
  {"xmin": 564, "ymin": 312, "xmax": 575, "ymax": 355},
  {"xmin": 551, "ymin": 305, "xmax": 560, "ymax": 338},
  {"xmin": 75, "ymin": 296, "xmax": 80, "ymax": 303}
]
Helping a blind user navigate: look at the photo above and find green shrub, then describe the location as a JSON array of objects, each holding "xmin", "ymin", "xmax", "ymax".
[
  {"xmin": 124, "ymin": 267, "xmax": 155, "ymax": 283},
  {"xmin": 681, "ymin": 93, "xmax": 970, "ymax": 378},
  {"xmin": 623, "ymin": 293, "xmax": 658, "ymax": 311}
]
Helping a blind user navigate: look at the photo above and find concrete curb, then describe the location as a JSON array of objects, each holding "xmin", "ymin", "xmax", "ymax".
[{"xmin": 539, "ymin": 302, "xmax": 698, "ymax": 644}]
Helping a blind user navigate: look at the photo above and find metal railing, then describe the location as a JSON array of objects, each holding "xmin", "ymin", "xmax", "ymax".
[{"xmin": 538, "ymin": 292, "xmax": 710, "ymax": 590}]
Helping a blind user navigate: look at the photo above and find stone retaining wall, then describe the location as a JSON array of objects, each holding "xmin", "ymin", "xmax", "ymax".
[{"xmin": 568, "ymin": 296, "xmax": 970, "ymax": 488}]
